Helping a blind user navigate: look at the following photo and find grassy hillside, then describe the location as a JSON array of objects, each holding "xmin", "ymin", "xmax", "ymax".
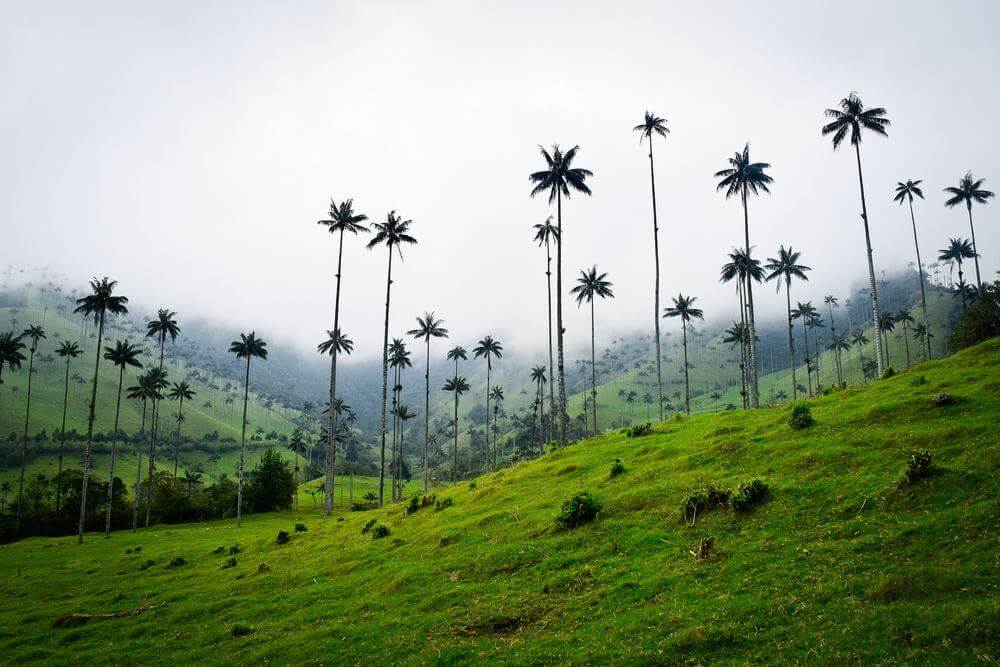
[{"xmin": 1, "ymin": 339, "xmax": 997, "ymax": 662}]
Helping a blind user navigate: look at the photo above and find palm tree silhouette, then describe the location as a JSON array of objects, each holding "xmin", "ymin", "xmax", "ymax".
[
  {"xmin": 408, "ymin": 312, "xmax": 449, "ymax": 493},
  {"xmin": 127, "ymin": 369, "xmax": 162, "ymax": 532},
  {"xmin": 634, "ymin": 111, "xmax": 670, "ymax": 421},
  {"xmin": 143, "ymin": 308, "xmax": 178, "ymax": 524},
  {"xmin": 317, "ymin": 328, "xmax": 354, "ymax": 516},
  {"xmin": 472, "ymin": 336, "xmax": 503, "ymax": 469},
  {"xmin": 827, "ymin": 334, "xmax": 850, "ymax": 385},
  {"xmin": 102, "ymin": 339, "xmax": 142, "ymax": 537},
  {"xmin": 15, "ymin": 324, "xmax": 45, "ymax": 533},
  {"xmin": 664, "ymin": 294, "xmax": 703, "ymax": 414},
  {"xmin": 442, "ymin": 375, "xmax": 470, "ymax": 481},
  {"xmin": 822, "ymin": 92, "xmax": 890, "ymax": 376},
  {"xmin": 938, "ymin": 238, "xmax": 976, "ymax": 311},
  {"xmin": 895, "ymin": 310, "xmax": 914, "ymax": 367},
  {"xmin": 878, "ymin": 313, "xmax": 897, "ymax": 369},
  {"xmin": 229, "ymin": 331, "xmax": 268, "ymax": 526},
  {"xmin": 532, "ymin": 217, "xmax": 560, "ymax": 443},
  {"xmin": 765, "ymin": 247, "xmax": 811, "ymax": 401},
  {"xmin": 73, "ymin": 278, "xmax": 128, "ymax": 544},
  {"xmin": 285, "ymin": 429, "xmax": 307, "ymax": 510},
  {"xmin": 894, "ymin": 179, "xmax": 932, "ymax": 360},
  {"xmin": 529, "ymin": 144, "xmax": 593, "ymax": 446},
  {"xmin": 715, "ymin": 144, "xmax": 772, "ymax": 408},
  {"xmin": 913, "ymin": 324, "xmax": 933, "ymax": 361},
  {"xmin": 570, "ymin": 266, "xmax": 614, "ymax": 435},
  {"xmin": 791, "ymin": 303, "xmax": 818, "ymax": 396},
  {"xmin": 366, "ymin": 211, "xmax": 417, "ymax": 507},
  {"xmin": 167, "ymin": 380, "xmax": 195, "ymax": 476},
  {"xmin": 489, "ymin": 385, "xmax": 505, "ymax": 466},
  {"xmin": 529, "ymin": 366, "xmax": 547, "ymax": 450},
  {"xmin": 141, "ymin": 366, "xmax": 171, "ymax": 527},
  {"xmin": 394, "ymin": 404, "xmax": 415, "ymax": 491},
  {"xmin": 387, "ymin": 338, "xmax": 411, "ymax": 501},
  {"xmin": 720, "ymin": 248, "xmax": 763, "ymax": 409},
  {"xmin": 851, "ymin": 330, "xmax": 870, "ymax": 383},
  {"xmin": 0, "ymin": 331, "xmax": 26, "ymax": 386},
  {"xmin": 944, "ymin": 172, "xmax": 993, "ymax": 290},
  {"xmin": 317, "ymin": 197, "xmax": 369, "ymax": 513},
  {"xmin": 53, "ymin": 340, "xmax": 81, "ymax": 513}
]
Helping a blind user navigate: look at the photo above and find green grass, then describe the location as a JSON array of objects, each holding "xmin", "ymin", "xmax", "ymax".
[{"xmin": 1, "ymin": 339, "xmax": 998, "ymax": 662}]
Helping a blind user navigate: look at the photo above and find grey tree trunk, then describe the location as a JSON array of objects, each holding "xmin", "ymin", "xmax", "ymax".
[
  {"xmin": 785, "ymin": 280, "xmax": 797, "ymax": 401},
  {"xmin": 377, "ymin": 247, "xmax": 393, "ymax": 507},
  {"xmin": 740, "ymin": 187, "xmax": 760, "ymax": 408},
  {"xmin": 647, "ymin": 138, "xmax": 665, "ymax": 421},
  {"xmin": 907, "ymin": 199, "xmax": 932, "ymax": 361},
  {"xmin": 78, "ymin": 312, "xmax": 106, "ymax": 544},
  {"xmin": 452, "ymin": 389, "xmax": 459, "ymax": 482},
  {"xmin": 15, "ymin": 344, "xmax": 37, "ymax": 533},
  {"xmin": 144, "ymin": 333, "xmax": 166, "ymax": 528},
  {"xmin": 236, "ymin": 355, "xmax": 251, "ymax": 526},
  {"xmin": 544, "ymin": 238, "xmax": 556, "ymax": 444},
  {"xmin": 172, "ymin": 395, "xmax": 184, "ymax": 477},
  {"xmin": 325, "ymin": 228, "xmax": 347, "ymax": 518},
  {"xmin": 681, "ymin": 320, "xmax": 690, "ymax": 414},
  {"xmin": 56, "ymin": 357, "xmax": 71, "ymax": 513},
  {"xmin": 854, "ymin": 143, "xmax": 884, "ymax": 376},
  {"xmin": 132, "ymin": 400, "xmax": 146, "ymax": 532},
  {"xmin": 589, "ymin": 298, "xmax": 598, "ymax": 434},
  {"xmin": 966, "ymin": 203, "xmax": 982, "ymax": 290},
  {"xmin": 104, "ymin": 365, "xmax": 125, "ymax": 537},
  {"xmin": 555, "ymin": 191, "xmax": 568, "ymax": 445},
  {"xmin": 423, "ymin": 337, "xmax": 430, "ymax": 493}
]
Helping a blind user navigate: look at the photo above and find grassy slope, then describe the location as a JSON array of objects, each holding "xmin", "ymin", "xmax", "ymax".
[{"xmin": 1, "ymin": 340, "xmax": 998, "ymax": 663}]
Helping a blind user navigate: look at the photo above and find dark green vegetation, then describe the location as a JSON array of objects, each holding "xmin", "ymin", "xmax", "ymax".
[{"xmin": 1, "ymin": 340, "xmax": 997, "ymax": 662}]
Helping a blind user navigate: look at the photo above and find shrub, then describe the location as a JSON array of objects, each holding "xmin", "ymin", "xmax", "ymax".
[
  {"xmin": 221, "ymin": 557, "xmax": 237, "ymax": 569},
  {"xmin": 881, "ymin": 367, "xmax": 897, "ymax": 380},
  {"xmin": 168, "ymin": 556, "xmax": 186, "ymax": 568},
  {"xmin": 371, "ymin": 524, "xmax": 390, "ymax": 539},
  {"xmin": 361, "ymin": 517, "xmax": 377, "ymax": 535},
  {"xmin": 931, "ymin": 393, "xmax": 954, "ymax": 407},
  {"xmin": 555, "ymin": 491, "xmax": 601, "ymax": 529},
  {"xmin": 211, "ymin": 546, "xmax": 225, "ymax": 555},
  {"xmin": 434, "ymin": 497, "xmax": 454, "ymax": 511},
  {"xmin": 294, "ymin": 522, "xmax": 307, "ymax": 532},
  {"xmin": 910, "ymin": 375, "xmax": 927, "ymax": 386},
  {"xmin": 138, "ymin": 559, "xmax": 155, "ymax": 571},
  {"xmin": 682, "ymin": 486, "xmax": 730, "ymax": 525},
  {"xmin": 609, "ymin": 458, "xmax": 626, "ymax": 478},
  {"xmin": 229, "ymin": 545, "xmax": 241, "ymax": 556},
  {"xmin": 468, "ymin": 481, "xmax": 477, "ymax": 489},
  {"xmin": 899, "ymin": 450, "xmax": 934, "ymax": 487},
  {"xmin": 789, "ymin": 403, "xmax": 814, "ymax": 430},
  {"xmin": 275, "ymin": 530, "xmax": 290, "ymax": 545},
  {"xmin": 624, "ymin": 422, "xmax": 652, "ymax": 438},
  {"xmin": 730, "ymin": 479, "xmax": 768, "ymax": 512},
  {"xmin": 231, "ymin": 625, "xmax": 253, "ymax": 638},
  {"xmin": 406, "ymin": 495, "xmax": 421, "ymax": 515}
]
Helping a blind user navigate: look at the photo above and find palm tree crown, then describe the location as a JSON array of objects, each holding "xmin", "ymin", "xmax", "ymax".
[
  {"xmin": 938, "ymin": 237, "xmax": 976, "ymax": 265},
  {"xmin": 893, "ymin": 179, "xmax": 924, "ymax": 204},
  {"xmin": 664, "ymin": 294, "xmax": 704, "ymax": 323},
  {"xmin": 74, "ymin": 277, "xmax": 129, "ymax": 323},
  {"xmin": 821, "ymin": 92, "xmax": 890, "ymax": 148},
  {"xmin": 446, "ymin": 346, "xmax": 467, "ymax": 364},
  {"xmin": 407, "ymin": 312, "xmax": 449, "ymax": 342},
  {"xmin": 104, "ymin": 340, "xmax": 143, "ymax": 371},
  {"xmin": 944, "ymin": 172, "xmax": 994, "ymax": 209},
  {"xmin": 317, "ymin": 329, "xmax": 354, "ymax": 356},
  {"xmin": 528, "ymin": 144, "xmax": 594, "ymax": 203},
  {"xmin": 229, "ymin": 331, "xmax": 268, "ymax": 361},
  {"xmin": 714, "ymin": 144, "xmax": 773, "ymax": 198},
  {"xmin": 145, "ymin": 308, "xmax": 179, "ymax": 344},
  {"xmin": 473, "ymin": 336, "xmax": 503, "ymax": 365},
  {"xmin": 366, "ymin": 211, "xmax": 417, "ymax": 256},
  {"xmin": 764, "ymin": 246, "xmax": 811, "ymax": 287},
  {"xmin": 167, "ymin": 379, "xmax": 195, "ymax": 403},
  {"xmin": 532, "ymin": 216, "xmax": 560, "ymax": 246},
  {"xmin": 56, "ymin": 341, "xmax": 82, "ymax": 360},
  {"xmin": 570, "ymin": 266, "xmax": 614, "ymax": 304},
  {"xmin": 317, "ymin": 198, "xmax": 370, "ymax": 236},
  {"xmin": 633, "ymin": 111, "xmax": 669, "ymax": 142}
]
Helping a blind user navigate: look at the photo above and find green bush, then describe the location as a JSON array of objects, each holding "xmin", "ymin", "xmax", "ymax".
[
  {"xmin": 168, "ymin": 556, "xmax": 186, "ymax": 568},
  {"xmin": 138, "ymin": 559, "xmax": 155, "ymax": 571},
  {"xmin": 881, "ymin": 367, "xmax": 897, "ymax": 380},
  {"xmin": 624, "ymin": 422, "xmax": 652, "ymax": 438},
  {"xmin": 555, "ymin": 491, "xmax": 601, "ymax": 529},
  {"xmin": 221, "ymin": 557, "xmax": 237, "ymax": 569},
  {"xmin": 468, "ymin": 481, "xmax": 477, "ymax": 489},
  {"xmin": 789, "ymin": 403, "xmax": 814, "ymax": 430},
  {"xmin": 294, "ymin": 522, "xmax": 307, "ymax": 532},
  {"xmin": 361, "ymin": 517, "xmax": 377, "ymax": 535},
  {"xmin": 609, "ymin": 458, "xmax": 626, "ymax": 478},
  {"xmin": 275, "ymin": 530, "xmax": 290, "ymax": 545},
  {"xmin": 230, "ymin": 625, "xmax": 253, "ymax": 638},
  {"xmin": 406, "ymin": 495, "xmax": 421, "ymax": 515},
  {"xmin": 682, "ymin": 486, "xmax": 730, "ymax": 524},
  {"xmin": 434, "ymin": 497, "xmax": 454, "ymax": 511},
  {"xmin": 931, "ymin": 393, "xmax": 954, "ymax": 407},
  {"xmin": 730, "ymin": 479, "xmax": 768, "ymax": 512},
  {"xmin": 229, "ymin": 545, "xmax": 241, "ymax": 555},
  {"xmin": 371, "ymin": 524, "xmax": 390, "ymax": 539},
  {"xmin": 899, "ymin": 450, "xmax": 934, "ymax": 487}
]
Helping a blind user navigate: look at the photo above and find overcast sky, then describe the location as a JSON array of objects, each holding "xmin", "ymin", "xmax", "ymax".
[{"xmin": 2, "ymin": 1, "xmax": 997, "ymax": 361}]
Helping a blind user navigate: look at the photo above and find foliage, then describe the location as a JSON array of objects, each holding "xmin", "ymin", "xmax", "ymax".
[
  {"xmin": 609, "ymin": 458, "xmax": 626, "ymax": 478},
  {"xmin": 881, "ymin": 367, "xmax": 897, "ymax": 380},
  {"xmin": 371, "ymin": 524, "xmax": 390, "ymax": 540},
  {"xmin": 434, "ymin": 497, "xmax": 453, "ymax": 512},
  {"xmin": 244, "ymin": 450, "xmax": 295, "ymax": 514},
  {"xmin": 788, "ymin": 403, "xmax": 814, "ymax": 430},
  {"xmin": 623, "ymin": 423, "xmax": 652, "ymax": 438},
  {"xmin": 948, "ymin": 281, "xmax": 1000, "ymax": 350},
  {"xmin": 931, "ymin": 393, "xmax": 954, "ymax": 407},
  {"xmin": 555, "ymin": 491, "xmax": 600, "ymax": 529},
  {"xmin": 293, "ymin": 522, "xmax": 307, "ymax": 532},
  {"xmin": 275, "ymin": 530, "xmax": 290, "ymax": 545},
  {"xmin": 730, "ymin": 479, "xmax": 769, "ymax": 512},
  {"xmin": 899, "ymin": 450, "xmax": 935, "ymax": 488},
  {"xmin": 360, "ymin": 517, "xmax": 377, "ymax": 535},
  {"xmin": 168, "ymin": 556, "xmax": 187, "ymax": 568}
]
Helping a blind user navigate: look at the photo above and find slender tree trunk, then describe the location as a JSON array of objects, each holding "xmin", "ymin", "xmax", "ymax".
[
  {"xmin": 681, "ymin": 321, "xmax": 690, "ymax": 414},
  {"xmin": 173, "ymin": 395, "xmax": 184, "ymax": 477},
  {"xmin": 544, "ymin": 240, "xmax": 556, "ymax": 446},
  {"xmin": 235, "ymin": 355, "xmax": 251, "ymax": 526},
  {"xmin": 958, "ymin": 263, "xmax": 967, "ymax": 311},
  {"xmin": 78, "ymin": 312, "xmax": 106, "ymax": 544},
  {"xmin": 104, "ymin": 365, "xmax": 125, "ymax": 537},
  {"xmin": 423, "ymin": 338, "xmax": 430, "ymax": 494},
  {"xmin": 555, "ymin": 190, "xmax": 568, "ymax": 445},
  {"xmin": 325, "ymin": 228, "xmax": 347, "ymax": 518},
  {"xmin": 452, "ymin": 390, "xmax": 459, "ymax": 482},
  {"xmin": 902, "ymin": 321, "xmax": 911, "ymax": 367},
  {"xmin": 802, "ymin": 320, "xmax": 812, "ymax": 397},
  {"xmin": 144, "ymin": 334, "xmax": 166, "ymax": 528},
  {"xmin": 785, "ymin": 281, "xmax": 797, "ymax": 401},
  {"xmin": 15, "ymin": 345, "xmax": 36, "ymax": 533},
  {"xmin": 590, "ymin": 298, "xmax": 598, "ymax": 435},
  {"xmin": 737, "ymin": 280, "xmax": 748, "ymax": 409},
  {"xmin": 966, "ymin": 202, "xmax": 982, "ymax": 290},
  {"xmin": 741, "ymin": 187, "xmax": 760, "ymax": 408},
  {"xmin": 377, "ymin": 248, "xmax": 393, "ymax": 507},
  {"xmin": 132, "ymin": 400, "xmax": 146, "ymax": 532},
  {"xmin": 484, "ymin": 359, "xmax": 491, "ymax": 470},
  {"xmin": 56, "ymin": 358, "xmax": 71, "ymax": 513},
  {"xmin": 647, "ymin": 138, "xmax": 665, "ymax": 421},
  {"xmin": 854, "ymin": 143, "xmax": 884, "ymax": 376},
  {"xmin": 907, "ymin": 199, "xmax": 932, "ymax": 360}
]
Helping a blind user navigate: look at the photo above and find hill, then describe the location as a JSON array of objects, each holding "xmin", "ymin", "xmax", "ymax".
[{"xmin": 1, "ymin": 339, "xmax": 997, "ymax": 662}]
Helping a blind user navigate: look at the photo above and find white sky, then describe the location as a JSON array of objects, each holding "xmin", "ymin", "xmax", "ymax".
[{"xmin": 2, "ymin": 1, "xmax": 997, "ymax": 361}]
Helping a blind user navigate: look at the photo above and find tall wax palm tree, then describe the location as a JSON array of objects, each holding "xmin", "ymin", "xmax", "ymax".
[
  {"xmin": 894, "ymin": 179, "xmax": 932, "ymax": 360},
  {"xmin": 532, "ymin": 217, "xmax": 560, "ymax": 442},
  {"xmin": 529, "ymin": 365, "xmax": 547, "ymax": 450},
  {"xmin": 827, "ymin": 334, "xmax": 850, "ymax": 385},
  {"xmin": 878, "ymin": 313, "xmax": 897, "ymax": 369},
  {"xmin": 944, "ymin": 173, "xmax": 993, "ymax": 290},
  {"xmin": 442, "ymin": 375, "xmax": 470, "ymax": 481},
  {"xmin": 570, "ymin": 266, "xmax": 614, "ymax": 435},
  {"xmin": 387, "ymin": 338, "xmax": 411, "ymax": 501},
  {"xmin": 407, "ymin": 312, "xmax": 449, "ymax": 493},
  {"xmin": 316, "ymin": 197, "xmax": 369, "ymax": 513},
  {"xmin": 141, "ymin": 367, "xmax": 169, "ymax": 527},
  {"xmin": 15, "ymin": 324, "xmax": 45, "ymax": 533},
  {"xmin": 791, "ymin": 303, "xmax": 818, "ymax": 396},
  {"xmin": 472, "ymin": 336, "xmax": 503, "ymax": 469},
  {"xmin": 229, "ymin": 331, "xmax": 268, "ymax": 527},
  {"xmin": 822, "ymin": 92, "xmax": 890, "ymax": 375},
  {"xmin": 806, "ymin": 315, "xmax": 825, "ymax": 386},
  {"xmin": 446, "ymin": 346, "xmax": 467, "ymax": 379},
  {"xmin": 720, "ymin": 248, "xmax": 764, "ymax": 409},
  {"xmin": 913, "ymin": 324, "xmax": 933, "ymax": 361},
  {"xmin": 489, "ymin": 385, "xmax": 505, "ymax": 466},
  {"xmin": 102, "ymin": 340, "xmax": 142, "ymax": 537},
  {"xmin": 0, "ymin": 331, "xmax": 27, "ymax": 386},
  {"xmin": 715, "ymin": 144, "xmax": 773, "ymax": 408},
  {"xmin": 285, "ymin": 429, "xmax": 307, "ymax": 510},
  {"xmin": 127, "ymin": 370, "xmax": 161, "ymax": 532},
  {"xmin": 167, "ymin": 380, "xmax": 195, "ymax": 476},
  {"xmin": 73, "ymin": 278, "xmax": 128, "ymax": 544},
  {"xmin": 394, "ymin": 405, "xmax": 415, "ymax": 490},
  {"xmin": 765, "ymin": 247, "xmax": 811, "ymax": 401},
  {"xmin": 143, "ymin": 308, "xmax": 178, "ymax": 523},
  {"xmin": 663, "ymin": 294, "xmax": 703, "ymax": 414},
  {"xmin": 634, "ymin": 111, "xmax": 670, "ymax": 421},
  {"xmin": 896, "ymin": 310, "xmax": 914, "ymax": 367},
  {"xmin": 366, "ymin": 211, "xmax": 417, "ymax": 507},
  {"xmin": 317, "ymin": 328, "xmax": 354, "ymax": 516},
  {"xmin": 824, "ymin": 295, "xmax": 839, "ymax": 348},
  {"xmin": 938, "ymin": 238, "xmax": 976, "ymax": 312},
  {"xmin": 851, "ymin": 330, "xmax": 869, "ymax": 383},
  {"xmin": 54, "ymin": 340, "xmax": 81, "ymax": 513},
  {"xmin": 529, "ymin": 144, "xmax": 593, "ymax": 446}
]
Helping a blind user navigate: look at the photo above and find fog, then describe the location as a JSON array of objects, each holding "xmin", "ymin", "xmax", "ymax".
[{"xmin": 2, "ymin": 0, "xmax": 997, "ymax": 362}]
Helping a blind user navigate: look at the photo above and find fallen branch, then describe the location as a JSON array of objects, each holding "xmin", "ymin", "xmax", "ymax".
[{"xmin": 53, "ymin": 604, "xmax": 160, "ymax": 628}]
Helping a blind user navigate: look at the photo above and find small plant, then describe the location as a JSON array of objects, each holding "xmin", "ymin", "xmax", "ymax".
[
  {"xmin": 257, "ymin": 563, "xmax": 270, "ymax": 574},
  {"xmin": 294, "ymin": 522, "xmax": 307, "ymax": 532},
  {"xmin": 788, "ymin": 403, "xmax": 814, "ymax": 430},
  {"xmin": 881, "ymin": 366, "xmax": 897, "ymax": 380},
  {"xmin": 361, "ymin": 517, "xmax": 377, "ymax": 535},
  {"xmin": 609, "ymin": 458, "xmax": 626, "ymax": 478},
  {"xmin": 229, "ymin": 545, "xmax": 241, "ymax": 556},
  {"xmin": 138, "ymin": 559, "xmax": 155, "ymax": 571},
  {"xmin": 132, "ymin": 546, "xmax": 141, "ymax": 553},
  {"xmin": 125, "ymin": 548, "xmax": 132, "ymax": 554},
  {"xmin": 690, "ymin": 536, "xmax": 715, "ymax": 561},
  {"xmin": 275, "ymin": 530, "xmax": 290, "ymax": 545},
  {"xmin": 730, "ymin": 479, "xmax": 769, "ymax": 512},
  {"xmin": 231, "ymin": 624, "xmax": 253, "ymax": 638},
  {"xmin": 362, "ymin": 492, "xmax": 377, "ymax": 508},
  {"xmin": 682, "ymin": 486, "xmax": 730, "ymax": 525},
  {"xmin": 371, "ymin": 524, "xmax": 390, "ymax": 539},
  {"xmin": 555, "ymin": 491, "xmax": 601, "ymax": 529},
  {"xmin": 899, "ymin": 450, "xmax": 935, "ymax": 487},
  {"xmin": 406, "ymin": 494, "xmax": 421, "ymax": 515},
  {"xmin": 624, "ymin": 422, "xmax": 652, "ymax": 438},
  {"xmin": 468, "ymin": 480, "xmax": 477, "ymax": 489},
  {"xmin": 910, "ymin": 375, "xmax": 927, "ymax": 386},
  {"xmin": 221, "ymin": 557, "xmax": 237, "ymax": 569},
  {"xmin": 168, "ymin": 556, "xmax": 186, "ymax": 568},
  {"xmin": 211, "ymin": 546, "xmax": 225, "ymax": 555},
  {"xmin": 931, "ymin": 393, "xmax": 954, "ymax": 406},
  {"xmin": 434, "ymin": 497, "xmax": 454, "ymax": 511}
]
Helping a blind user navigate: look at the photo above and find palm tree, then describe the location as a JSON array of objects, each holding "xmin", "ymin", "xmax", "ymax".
[
  {"xmin": 0, "ymin": 331, "xmax": 26, "ymax": 386},
  {"xmin": 663, "ymin": 294, "xmax": 703, "ymax": 414},
  {"xmin": 827, "ymin": 334, "xmax": 850, "ymax": 386},
  {"xmin": 938, "ymin": 238, "xmax": 976, "ymax": 311},
  {"xmin": 634, "ymin": 111, "xmax": 670, "ymax": 421},
  {"xmin": 472, "ymin": 336, "xmax": 503, "ymax": 469},
  {"xmin": 529, "ymin": 365, "xmax": 547, "ymax": 450},
  {"xmin": 15, "ymin": 324, "xmax": 45, "ymax": 533},
  {"xmin": 895, "ymin": 310, "xmax": 915, "ymax": 367},
  {"xmin": 394, "ymin": 404, "xmax": 415, "ymax": 490},
  {"xmin": 442, "ymin": 375, "xmax": 470, "ymax": 481},
  {"xmin": 387, "ymin": 339, "xmax": 411, "ymax": 501},
  {"xmin": 142, "ymin": 367, "xmax": 169, "ymax": 527},
  {"xmin": 822, "ymin": 92, "xmax": 890, "ymax": 376},
  {"xmin": 893, "ymin": 179, "xmax": 932, "ymax": 360},
  {"xmin": 53, "ymin": 340, "xmax": 82, "ymax": 513},
  {"xmin": 0, "ymin": 482, "xmax": 10, "ymax": 513},
  {"xmin": 532, "ymin": 217, "xmax": 560, "ymax": 442},
  {"xmin": 102, "ymin": 340, "xmax": 143, "ymax": 537},
  {"xmin": 317, "ymin": 328, "xmax": 354, "ymax": 517},
  {"xmin": 720, "ymin": 248, "xmax": 764, "ymax": 409},
  {"xmin": 878, "ymin": 312, "xmax": 897, "ymax": 369},
  {"xmin": 285, "ymin": 429, "xmax": 307, "ymax": 510},
  {"xmin": 570, "ymin": 266, "xmax": 614, "ymax": 435},
  {"xmin": 366, "ymin": 211, "xmax": 417, "ymax": 507},
  {"xmin": 316, "ymin": 197, "xmax": 369, "ymax": 514},
  {"xmin": 167, "ymin": 380, "xmax": 195, "ymax": 476},
  {"xmin": 765, "ymin": 247, "xmax": 811, "ymax": 401},
  {"xmin": 73, "ymin": 278, "xmax": 128, "ymax": 544},
  {"xmin": 529, "ymin": 144, "xmax": 594, "ymax": 446},
  {"xmin": 145, "ymin": 309, "xmax": 179, "ymax": 368},
  {"xmin": 228, "ymin": 331, "xmax": 268, "ymax": 526},
  {"xmin": 407, "ymin": 312, "xmax": 448, "ymax": 493},
  {"xmin": 127, "ymin": 370, "xmax": 161, "ymax": 532},
  {"xmin": 143, "ymin": 308, "xmax": 178, "ymax": 525},
  {"xmin": 791, "ymin": 303, "xmax": 818, "ymax": 396},
  {"xmin": 944, "ymin": 173, "xmax": 994, "ymax": 290},
  {"xmin": 182, "ymin": 470, "xmax": 202, "ymax": 497},
  {"xmin": 913, "ymin": 324, "xmax": 933, "ymax": 361},
  {"xmin": 715, "ymin": 144, "xmax": 772, "ymax": 408},
  {"xmin": 851, "ymin": 330, "xmax": 870, "ymax": 383},
  {"xmin": 489, "ymin": 385, "xmax": 505, "ymax": 466}
]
